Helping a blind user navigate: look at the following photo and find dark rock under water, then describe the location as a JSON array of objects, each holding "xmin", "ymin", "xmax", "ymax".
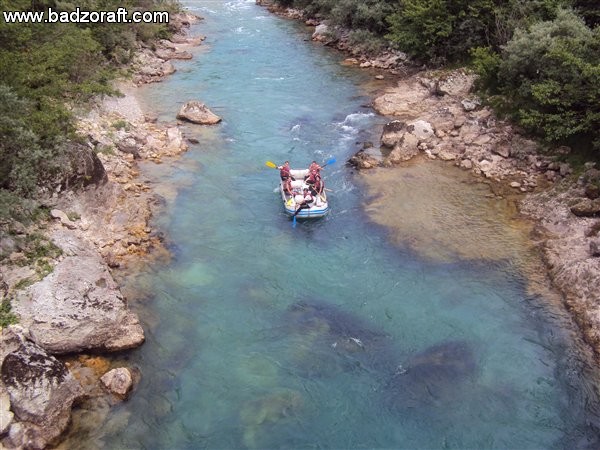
[
  {"xmin": 281, "ymin": 301, "xmax": 479, "ymax": 407},
  {"xmin": 281, "ymin": 300, "xmax": 395, "ymax": 378},
  {"xmin": 385, "ymin": 340, "xmax": 477, "ymax": 411}
]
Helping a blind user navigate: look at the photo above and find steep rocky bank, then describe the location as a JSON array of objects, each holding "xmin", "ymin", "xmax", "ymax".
[
  {"xmin": 259, "ymin": 1, "xmax": 600, "ymax": 360},
  {"xmin": 0, "ymin": 12, "xmax": 205, "ymax": 449}
]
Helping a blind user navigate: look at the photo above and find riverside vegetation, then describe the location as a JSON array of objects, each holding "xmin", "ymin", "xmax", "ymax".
[{"xmin": 0, "ymin": 0, "xmax": 181, "ymax": 323}]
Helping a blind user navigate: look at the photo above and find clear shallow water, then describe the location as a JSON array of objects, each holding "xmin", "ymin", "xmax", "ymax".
[{"xmin": 91, "ymin": 1, "xmax": 600, "ymax": 448}]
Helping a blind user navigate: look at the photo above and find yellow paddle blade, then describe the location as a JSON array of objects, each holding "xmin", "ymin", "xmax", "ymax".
[{"xmin": 265, "ymin": 161, "xmax": 277, "ymax": 169}]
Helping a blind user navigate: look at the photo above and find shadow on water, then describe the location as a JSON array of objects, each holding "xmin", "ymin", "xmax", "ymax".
[
  {"xmin": 384, "ymin": 340, "xmax": 477, "ymax": 411},
  {"xmin": 279, "ymin": 300, "xmax": 480, "ymax": 415},
  {"xmin": 280, "ymin": 299, "xmax": 394, "ymax": 378}
]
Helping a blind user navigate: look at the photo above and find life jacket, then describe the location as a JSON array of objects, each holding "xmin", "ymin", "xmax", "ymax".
[
  {"xmin": 306, "ymin": 171, "xmax": 319, "ymax": 184},
  {"xmin": 280, "ymin": 165, "xmax": 291, "ymax": 179},
  {"xmin": 313, "ymin": 177, "xmax": 323, "ymax": 192}
]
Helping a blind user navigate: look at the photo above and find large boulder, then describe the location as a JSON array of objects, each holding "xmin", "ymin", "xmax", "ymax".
[
  {"xmin": 312, "ymin": 23, "xmax": 330, "ymax": 42},
  {"xmin": 13, "ymin": 251, "xmax": 145, "ymax": 354},
  {"xmin": 571, "ymin": 199, "xmax": 600, "ymax": 217},
  {"xmin": 406, "ymin": 120, "xmax": 434, "ymax": 140},
  {"xmin": 380, "ymin": 120, "xmax": 405, "ymax": 148},
  {"xmin": 1, "ymin": 326, "xmax": 84, "ymax": 449},
  {"xmin": 385, "ymin": 133, "xmax": 419, "ymax": 164},
  {"xmin": 348, "ymin": 149, "xmax": 380, "ymax": 170},
  {"xmin": 590, "ymin": 239, "xmax": 600, "ymax": 257},
  {"xmin": 65, "ymin": 144, "xmax": 108, "ymax": 190},
  {"xmin": 100, "ymin": 367, "xmax": 135, "ymax": 399},
  {"xmin": 176, "ymin": 101, "xmax": 222, "ymax": 125}
]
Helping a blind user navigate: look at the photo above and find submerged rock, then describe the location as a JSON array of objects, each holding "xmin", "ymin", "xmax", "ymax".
[
  {"xmin": 100, "ymin": 367, "xmax": 135, "ymax": 399},
  {"xmin": 285, "ymin": 300, "xmax": 387, "ymax": 344},
  {"xmin": 282, "ymin": 300, "xmax": 392, "ymax": 377},
  {"xmin": 240, "ymin": 388, "xmax": 303, "ymax": 448},
  {"xmin": 385, "ymin": 340, "xmax": 476, "ymax": 411}
]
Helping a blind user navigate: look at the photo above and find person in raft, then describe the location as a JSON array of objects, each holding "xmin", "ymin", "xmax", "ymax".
[
  {"xmin": 304, "ymin": 160, "xmax": 322, "ymax": 180},
  {"xmin": 278, "ymin": 161, "xmax": 293, "ymax": 181},
  {"xmin": 309, "ymin": 160, "xmax": 322, "ymax": 173},
  {"xmin": 305, "ymin": 169, "xmax": 323, "ymax": 195},
  {"xmin": 294, "ymin": 188, "xmax": 314, "ymax": 216},
  {"xmin": 282, "ymin": 176, "xmax": 294, "ymax": 196}
]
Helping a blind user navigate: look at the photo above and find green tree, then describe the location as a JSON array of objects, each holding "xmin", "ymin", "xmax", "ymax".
[
  {"xmin": 475, "ymin": 9, "xmax": 600, "ymax": 150},
  {"xmin": 385, "ymin": 0, "xmax": 498, "ymax": 63},
  {"xmin": 385, "ymin": 0, "xmax": 570, "ymax": 63},
  {"xmin": 0, "ymin": 0, "xmax": 176, "ymax": 205}
]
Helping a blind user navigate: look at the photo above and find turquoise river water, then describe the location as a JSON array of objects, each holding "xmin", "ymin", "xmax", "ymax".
[{"xmin": 82, "ymin": 1, "xmax": 600, "ymax": 448}]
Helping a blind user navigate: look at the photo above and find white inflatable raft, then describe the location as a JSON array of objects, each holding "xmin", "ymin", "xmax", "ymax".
[{"xmin": 280, "ymin": 169, "xmax": 329, "ymax": 219}]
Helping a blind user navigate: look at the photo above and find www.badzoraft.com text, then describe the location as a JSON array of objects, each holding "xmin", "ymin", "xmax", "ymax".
[{"xmin": 2, "ymin": 7, "xmax": 169, "ymax": 24}]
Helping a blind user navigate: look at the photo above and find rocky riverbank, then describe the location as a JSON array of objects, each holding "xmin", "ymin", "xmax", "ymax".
[
  {"xmin": 0, "ymin": 12, "xmax": 206, "ymax": 449},
  {"xmin": 259, "ymin": 1, "xmax": 600, "ymax": 360},
  {"xmin": 354, "ymin": 67, "xmax": 600, "ymax": 360}
]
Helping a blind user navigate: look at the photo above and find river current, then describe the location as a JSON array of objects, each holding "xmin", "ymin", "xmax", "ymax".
[{"xmin": 82, "ymin": 1, "xmax": 600, "ymax": 448}]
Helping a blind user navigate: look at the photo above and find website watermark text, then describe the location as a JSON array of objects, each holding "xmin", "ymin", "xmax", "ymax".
[{"xmin": 2, "ymin": 8, "xmax": 169, "ymax": 24}]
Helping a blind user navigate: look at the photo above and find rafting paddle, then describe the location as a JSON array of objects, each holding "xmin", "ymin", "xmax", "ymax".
[
  {"xmin": 265, "ymin": 161, "xmax": 277, "ymax": 169},
  {"xmin": 322, "ymin": 157, "xmax": 336, "ymax": 167}
]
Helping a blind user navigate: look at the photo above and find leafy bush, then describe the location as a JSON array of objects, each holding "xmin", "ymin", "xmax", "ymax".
[
  {"xmin": 473, "ymin": 9, "xmax": 600, "ymax": 150},
  {"xmin": 0, "ymin": 0, "xmax": 177, "ymax": 211},
  {"xmin": 0, "ymin": 299, "xmax": 18, "ymax": 328},
  {"xmin": 0, "ymin": 190, "xmax": 47, "ymax": 224},
  {"xmin": 347, "ymin": 29, "xmax": 387, "ymax": 54},
  {"xmin": 385, "ymin": 0, "xmax": 570, "ymax": 64}
]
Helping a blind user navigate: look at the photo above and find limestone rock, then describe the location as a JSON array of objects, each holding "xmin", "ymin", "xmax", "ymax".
[
  {"xmin": 50, "ymin": 209, "xmax": 77, "ymax": 230},
  {"xmin": 380, "ymin": 120, "xmax": 405, "ymax": 148},
  {"xmin": 348, "ymin": 149, "xmax": 380, "ymax": 170},
  {"xmin": 582, "ymin": 168, "xmax": 600, "ymax": 199},
  {"xmin": 117, "ymin": 136, "xmax": 141, "ymax": 159},
  {"xmin": 0, "ymin": 387, "xmax": 13, "ymax": 434},
  {"xmin": 312, "ymin": 24, "xmax": 329, "ymax": 42},
  {"xmin": 165, "ymin": 126, "xmax": 187, "ymax": 153},
  {"xmin": 460, "ymin": 159, "xmax": 473, "ymax": 170},
  {"xmin": 66, "ymin": 145, "xmax": 108, "ymax": 189},
  {"xmin": 13, "ymin": 253, "xmax": 145, "ymax": 354},
  {"xmin": 154, "ymin": 48, "xmax": 193, "ymax": 60},
  {"xmin": 586, "ymin": 184, "xmax": 600, "ymax": 200},
  {"xmin": 161, "ymin": 61, "xmax": 176, "ymax": 77},
  {"xmin": 407, "ymin": 120, "xmax": 434, "ymax": 140},
  {"xmin": 0, "ymin": 409, "xmax": 13, "ymax": 435},
  {"xmin": 0, "ymin": 326, "xmax": 84, "ymax": 449},
  {"xmin": 461, "ymin": 98, "xmax": 480, "ymax": 111},
  {"xmin": 100, "ymin": 367, "xmax": 134, "ymax": 398},
  {"xmin": 492, "ymin": 143, "xmax": 511, "ymax": 158},
  {"xmin": 386, "ymin": 134, "xmax": 419, "ymax": 164},
  {"xmin": 177, "ymin": 101, "xmax": 222, "ymax": 125},
  {"xmin": 571, "ymin": 199, "xmax": 600, "ymax": 217}
]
